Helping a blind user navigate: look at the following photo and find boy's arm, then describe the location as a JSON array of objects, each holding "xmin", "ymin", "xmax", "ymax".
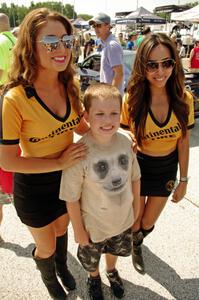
[
  {"xmin": 132, "ymin": 179, "xmax": 140, "ymax": 222},
  {"xmin": 67, "ymin": 201, "xmax": 90, "ymax": 246}
]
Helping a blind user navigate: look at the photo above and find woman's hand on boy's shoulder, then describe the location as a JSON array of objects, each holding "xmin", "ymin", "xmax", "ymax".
[{"xmin": 58, "ymin": 142, "xmax": 88, "ymax": 170}]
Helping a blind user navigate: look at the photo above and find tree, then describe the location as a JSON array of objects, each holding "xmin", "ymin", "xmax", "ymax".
[
  {"xmin": 77, "ymin": 14, "xmax": 93, "ymax": 21},
  {"xmin": 0, "ymin": 2, "xmax": 77, "ymax": 26}
]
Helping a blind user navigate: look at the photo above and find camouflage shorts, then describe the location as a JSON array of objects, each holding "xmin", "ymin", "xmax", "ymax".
[{"xmin": 77, "ymin": 228, "xmax": 133, "ymax": 272}]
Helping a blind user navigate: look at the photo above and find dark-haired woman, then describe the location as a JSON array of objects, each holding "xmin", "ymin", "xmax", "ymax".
[
  {"xmin": 121, "ymin": 33, "xmax": 194, "ymax": 275},
  {"xmin": 0, "ymin": 8, "xmax": 88, "ymax": 300}
]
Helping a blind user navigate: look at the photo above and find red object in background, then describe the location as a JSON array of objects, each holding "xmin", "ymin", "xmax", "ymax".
[
  {"xmin": 191, "ymin": 47, "xmax": 199, "ymax": 68},
  {"xmin": 0, "ymin": 148, "xmax": 21, "ymax": 194},
  {"xmin": 0, "ymin": 169, "xmax": 13, "ymax": 194}
]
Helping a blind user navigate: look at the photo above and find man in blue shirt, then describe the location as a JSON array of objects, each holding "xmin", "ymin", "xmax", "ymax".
[{"xmin": 89, "ymin": 12, "xmax": 124, "ymax": 95}]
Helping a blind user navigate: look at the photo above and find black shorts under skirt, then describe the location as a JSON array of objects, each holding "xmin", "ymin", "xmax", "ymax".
[
  {"xmin": 13, "ymin": 171, "xmax": 67, "ymax": 228},
  {"xmin": 137, "ymin": 150, "xmax": 178, "ymax": 197}
]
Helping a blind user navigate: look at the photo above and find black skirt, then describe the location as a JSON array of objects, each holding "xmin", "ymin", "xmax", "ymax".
[
  {"xmin": 13, "ymin": 171, "xmax": 67, "ymax": 228},
  {"xmin": 137, "ymin": 150, "xmax": 178, "ymax": 197}
]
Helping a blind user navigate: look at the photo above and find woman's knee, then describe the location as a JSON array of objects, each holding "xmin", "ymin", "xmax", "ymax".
[
  {"xmin": 35, "ymin": 244, "xmax": 56, "ymax": 258},
  {"xmin": 28, "ymin": 225, "xmax": 57, "ymax": 258},
  {"xmin": 54, "ymin": 213, "xmax": 69, "ymax": 236},
  {"xmin": 141, "ymin": 218, "xmax": 154, "ymax": 230}
]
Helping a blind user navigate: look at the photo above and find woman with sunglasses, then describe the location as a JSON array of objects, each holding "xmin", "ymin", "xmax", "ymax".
[
  {"xmin": 121, "ymin": 33, "xmax": 194, "ymax": 275},
  {"xmin": 0, "ymin": 8, "xmax": 89, "ymax": 300}
]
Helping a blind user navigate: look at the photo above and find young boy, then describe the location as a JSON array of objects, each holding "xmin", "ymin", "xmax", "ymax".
[{"xmin": 59, "ymin": 83, "xmax": 140, "ymax": 300}]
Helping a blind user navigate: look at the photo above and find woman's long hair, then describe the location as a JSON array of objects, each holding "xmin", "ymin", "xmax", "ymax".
[
  {"xmin": 127, "ymin": 33, "xmax": 189, "ymax": 146},
  {"xmin": 3, "ymin": 7, "xmax": 82, "ymax": 114}
]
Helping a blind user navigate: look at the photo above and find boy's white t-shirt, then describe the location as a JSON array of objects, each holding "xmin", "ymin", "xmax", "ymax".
[{"xmin": 60, "ymin": 130, "xmax": 141, "ymax": 243}]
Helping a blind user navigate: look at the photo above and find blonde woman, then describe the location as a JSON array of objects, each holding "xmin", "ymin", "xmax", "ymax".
[{"xmin": 0, "ymin": 8, "xmax": 88, "ymax": 300}]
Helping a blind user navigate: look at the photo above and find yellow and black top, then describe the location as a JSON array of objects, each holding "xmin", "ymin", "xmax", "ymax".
[
  {"xmin": 0, "ymin": 85, "xmax": 81, "ymax": 157},
  {"xmin": 121, "ymin": 91, "xmax": 194, "ymax": 155}
]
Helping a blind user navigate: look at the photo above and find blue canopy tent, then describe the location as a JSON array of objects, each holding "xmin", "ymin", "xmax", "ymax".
[{"xmin": 116, "ymin": 7, "xmax": 166, "ymax": 25}]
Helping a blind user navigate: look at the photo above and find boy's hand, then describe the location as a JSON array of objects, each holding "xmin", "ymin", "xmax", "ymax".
[
  {"xmin": 75, "ymin": 228, "xmax": 90, "ymax": 246},
  {"xmin": 133, "ymin": 205, "xmax": 139, "ymax": 222}
]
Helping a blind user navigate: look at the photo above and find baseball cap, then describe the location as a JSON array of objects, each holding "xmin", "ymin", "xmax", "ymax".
[
  {"xmin": 89, "ymin": 12, "xmax": 111, "ymax": 25},
  {"xmin": 129, "ymin": 31, "xmax": 137, "ymax": 37}
]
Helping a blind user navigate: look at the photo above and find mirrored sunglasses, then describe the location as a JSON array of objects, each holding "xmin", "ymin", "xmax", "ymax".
[
  {"xmin": 37, "ymin": 34, "xmax": 74, "ymax": 52},
  {"xmin": 146, "ymin": 59, "xmax": 176, "ymax": 73}
]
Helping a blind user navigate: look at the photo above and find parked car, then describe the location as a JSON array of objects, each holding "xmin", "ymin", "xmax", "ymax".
[
  {"xmin": 184, "ymin": 70, "xmax": 199, "ymax": 118},
  {"xmin": 77, "ymin": 51, "xmax": 199, "ymax": 118},
  {"xmin": 77, "ymin": 50, "xmax": 136, "ymax": 92}
]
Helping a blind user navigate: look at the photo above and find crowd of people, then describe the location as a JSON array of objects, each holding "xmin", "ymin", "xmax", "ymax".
[
  {"xmin": 0, "ymin": 8, "xmax": 195, "ymax": 300},
  {"xmin": 71, "ymin": 23, "xmax": 199, "ymax": 73}
]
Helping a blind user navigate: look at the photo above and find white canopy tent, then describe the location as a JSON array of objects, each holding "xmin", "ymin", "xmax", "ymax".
[{"xmin": 171, "ymin": 5, "xmax": 199, "ymax": 23}]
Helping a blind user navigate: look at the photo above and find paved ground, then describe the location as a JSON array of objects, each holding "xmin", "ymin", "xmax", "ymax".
[{"xmin": 0, "ymin": 121, "xmax": 198, "ymax": 300}]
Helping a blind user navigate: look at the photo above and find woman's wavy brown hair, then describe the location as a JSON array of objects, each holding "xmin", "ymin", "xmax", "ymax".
[
  {"xmin": 3, "ymin": 7, "xmax": 82, "ymax": 114},
  {"xmin": 127, "ymin": 33, "xmax": 189, "ymax": 146}
]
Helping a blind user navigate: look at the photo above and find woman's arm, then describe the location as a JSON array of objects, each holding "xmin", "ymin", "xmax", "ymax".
[
  {"xmin": 172, "ymin": 131, "xmax": 190, "ymax": 203},
  {"xmin": 0, "ymin": 142, "xmax": 87, "ymax": 173},
  {"xmin": 75, "ymin": 115, "xmax": 90, "ymax": 136}
]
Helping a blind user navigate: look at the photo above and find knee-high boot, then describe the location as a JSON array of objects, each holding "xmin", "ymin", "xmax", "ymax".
[
  {"xmin": 132, "ymin": 230, "xmax": 145, "ymax": 274},
  {"xmin": 132, "ymin": 226, "xmax": 155, "ymax": 275},
  {"xmin": 32, "ymin": 249, "xmax": 67, "ymax": 300},
  {"xmin": 55, "ymin": 232, "xmax": 76, "ymax": 290},
  {"xmin": 142, "ymin": 225, "xmax": 154, "ymax": 238}
]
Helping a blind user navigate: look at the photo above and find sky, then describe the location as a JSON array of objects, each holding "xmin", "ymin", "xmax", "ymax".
[{"xmin": 1, "ymin": 0, "xmax": 194, "ymax": 18}]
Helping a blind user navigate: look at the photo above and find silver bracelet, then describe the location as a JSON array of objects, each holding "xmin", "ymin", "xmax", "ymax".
[{"xmin": 179, "ymin": 177, "xmax": 189, "ymax": 182}]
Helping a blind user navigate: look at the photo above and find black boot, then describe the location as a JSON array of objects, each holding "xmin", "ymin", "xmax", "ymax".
[
  {"xmin": 132, "ymin": 230, "xmax": 145, "ymax": 275},
  {"xmin": 142, "ymin": 225, "xmax": 154, "ymax": 238},
  {"xmin": 132, "ymin": 226, "xmax": 155, "ymax": 274},
  {"xmin": 55, "ymin": 232, "xmax": 76, "ymax": 290},
  {"xmin": 32, "ymin": 248, "xmax": 67, "ymax": 300}
]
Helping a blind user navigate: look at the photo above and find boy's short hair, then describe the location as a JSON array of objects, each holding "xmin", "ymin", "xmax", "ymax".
[{"xmin": 83, "ymin": 83, "xmax": 122, "ymax": 112}]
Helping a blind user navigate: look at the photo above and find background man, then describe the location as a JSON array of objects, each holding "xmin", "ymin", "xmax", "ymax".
[
  {"xmin": 89, "ymin": 12, "xmax": 124, "ymax": 95},
  {"xmin": 0, "ymin": 13, "xmax": 16, "ymax": 85},
  {"xmin": 136, "ymin": 26, "xmax": 151, "ymax": 48},
  {"xmin": 0, "ymin": 13, "xmax": 16, "ymax": 226},
  {"xmin": 126, "ymin": 32, "xmax": 138, "ymax": 50}
]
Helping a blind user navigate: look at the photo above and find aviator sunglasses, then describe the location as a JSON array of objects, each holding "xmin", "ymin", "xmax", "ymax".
[
  {"xmin": 92, "ymin": 24, "xmax": 105, "ymax": 28},
  {"xmin": 37, "ymin": 34, "xmax": 74, "ymax": 52},
  {"xmin": 146, "ymin": 58, "xmax": 176, "ymax": 73}
]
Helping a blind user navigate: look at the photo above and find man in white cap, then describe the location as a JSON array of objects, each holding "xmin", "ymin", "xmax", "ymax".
[{"xmin": 89, "ymin": 12, "xmax": 124, "ymax": 95}]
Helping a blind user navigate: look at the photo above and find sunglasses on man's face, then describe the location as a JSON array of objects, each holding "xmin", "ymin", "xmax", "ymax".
[
  {"xmin": 37, "ymin": 34, "xmax": 74, "ymax": 52},
  {"xmin": 92, "ymin": 23, "xmax": 104, "ymax": 28},
  {"xmin": 146, "ymin": 58, "xmax": 176, "ymax": 73}
]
